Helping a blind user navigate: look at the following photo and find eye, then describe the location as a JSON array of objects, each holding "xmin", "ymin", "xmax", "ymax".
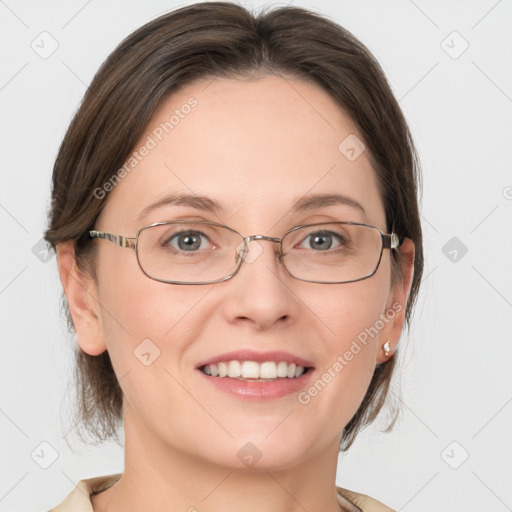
[
  {"xmin": 165, "ymin": 230, "xmax": 210, "ymax": 251},
  {"xmin": 300, "ymin": 230, "xmax": 343, "ymax": 251}
]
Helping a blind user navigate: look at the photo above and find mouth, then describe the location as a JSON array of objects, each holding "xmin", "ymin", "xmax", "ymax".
[
  {"xmin": 195, "ymin": 351, "xmax": 315, "ymax": 400},
  {"xmin": 199, "ymin": 360, "xmax": 314, "ymax": 381}
]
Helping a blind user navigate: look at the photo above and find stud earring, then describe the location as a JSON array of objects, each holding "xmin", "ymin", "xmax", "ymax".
[{"xmin": 383, "ymin": 340, "xmax": 391, "ymax": 357}]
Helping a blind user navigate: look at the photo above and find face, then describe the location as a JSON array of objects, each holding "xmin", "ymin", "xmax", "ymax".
[{"xmin": 60, "ymin": 74, "xmax": 414, "ymax": 471}]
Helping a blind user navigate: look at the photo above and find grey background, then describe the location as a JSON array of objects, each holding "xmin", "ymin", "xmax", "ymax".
[{"xmin": 1, "ymin": 0, "xmax": 511, "ymax": 510}]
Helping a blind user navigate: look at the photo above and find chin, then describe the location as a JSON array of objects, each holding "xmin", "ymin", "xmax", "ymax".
[{"xmin": 194, "ymin": 433, "xmax": 317, "ymax": 472}]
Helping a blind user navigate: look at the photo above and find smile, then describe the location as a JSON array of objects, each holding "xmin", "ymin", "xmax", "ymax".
[{"xmin": 200, "ymin": 360, "xmax": 310, "ymax": 380}]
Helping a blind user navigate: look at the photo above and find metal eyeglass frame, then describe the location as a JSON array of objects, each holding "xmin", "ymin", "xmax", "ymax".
[{"xmin": 89, "ymin": 220, "xmax": 404, "ymax": 285}]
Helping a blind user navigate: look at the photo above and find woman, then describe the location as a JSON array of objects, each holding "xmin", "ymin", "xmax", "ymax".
[{"xmin": 45, "ymin": 2, "xmax": 422, "ymax": 511}]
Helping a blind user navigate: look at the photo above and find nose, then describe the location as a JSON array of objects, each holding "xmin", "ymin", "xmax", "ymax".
[{"xmin": 221, "ymin": 237, "xmax": 299, "ymax": 331}]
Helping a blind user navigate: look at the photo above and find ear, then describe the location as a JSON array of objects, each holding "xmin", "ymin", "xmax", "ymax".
[
  {"xmin": 56, "ymin": 241, "xmax": 107, "ymax": 356},
  {"xmin": 375, "ymin": 238, "xmax": 415, "ymax": 364}
]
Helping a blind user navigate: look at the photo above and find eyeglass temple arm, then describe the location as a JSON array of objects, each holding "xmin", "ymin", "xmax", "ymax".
[
  {"xmin": 382, "ymin": 233, "xmax": 403, "ymax": 250},
  {"xmin": 89, "ymin": 230, "xmax": 137, "ymax": 249}
]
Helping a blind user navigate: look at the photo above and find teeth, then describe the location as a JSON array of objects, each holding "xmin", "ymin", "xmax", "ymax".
[
  {"xmin": 241, "ymin": 361, "xmax": 259, "ymax": 378},
  {"xmin": 218, "ymin": 362, "xmax": 228, "ymax": 377},
  {"xmin": 260, "ymin": 362, "xmax": 277, "ymax": 379},
  {"xmin": 227, "ymin": 360, "xmax": 242, "ymax": 378},
  {"xmin": 201, "ymin": 360, "xmax": 308, "ymax": 379},
  {"xmin": 277, "ymin": 361, "xmax": 288, "ymax": 377}
]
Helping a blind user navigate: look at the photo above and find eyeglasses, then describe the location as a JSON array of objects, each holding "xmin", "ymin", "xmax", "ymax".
[{"xmin": 89, "ymin": 220, "xmax": 403, "ymax": 285}]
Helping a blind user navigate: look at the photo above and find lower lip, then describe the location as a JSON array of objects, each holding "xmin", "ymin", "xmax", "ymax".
[{"xmin": 197, "ymin": 369, "xmax": 315, "ymax": 400}]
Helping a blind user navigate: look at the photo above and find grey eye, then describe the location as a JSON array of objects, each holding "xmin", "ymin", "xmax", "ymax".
[
  {"xmin": 167, "ymin": 231, "xmax": 209, "ymax": 251},
  {"xmin": 301, "ymin": 231, "xmax": 342, "ymax": 251}
]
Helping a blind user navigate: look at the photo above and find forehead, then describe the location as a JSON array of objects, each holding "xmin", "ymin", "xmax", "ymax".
[{"xmin": 99, "ymin": 74, "xmax": 385, "ymax": 231}]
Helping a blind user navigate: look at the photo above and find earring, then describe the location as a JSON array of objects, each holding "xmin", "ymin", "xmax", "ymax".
[{"xmin": 383, "ymin": 340, "xmax": 391, "ymax": 357}]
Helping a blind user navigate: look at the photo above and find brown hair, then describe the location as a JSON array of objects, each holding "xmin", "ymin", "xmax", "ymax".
[{"xmin": 44, "ymin": 1, "xmax": 423, "ymax": 450}]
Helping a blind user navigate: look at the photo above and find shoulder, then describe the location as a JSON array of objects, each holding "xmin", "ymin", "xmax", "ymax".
[
  {"xmin": 49, "ymin": 473, "xmax": 122, "ymax": 512},
  {"xmin": 337, "ymin": 487, "xmax": 396, "ymax": 512}
]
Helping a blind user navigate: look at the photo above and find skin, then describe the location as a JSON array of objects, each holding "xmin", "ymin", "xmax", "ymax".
[{"xmin": 57, "ymin": 74, "xmax": 415, "ymax": 512}]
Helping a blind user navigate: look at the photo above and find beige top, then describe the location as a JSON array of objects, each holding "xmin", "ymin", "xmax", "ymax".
[{"xmin": 49, "ymin": 473, "xmax": 395, "ymax": 512}]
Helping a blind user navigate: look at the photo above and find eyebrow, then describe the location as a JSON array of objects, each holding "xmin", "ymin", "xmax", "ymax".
[
  {"xmin": 291, "ymin": 193, "xmax": 367, "ymax": 217},
  {"xmin": 137, "ymin": 192, "xmax": 366, "ymax": 220},
  {"xmin": 137, "ymin": 193, "xmax": 224, "ymax": 220}
]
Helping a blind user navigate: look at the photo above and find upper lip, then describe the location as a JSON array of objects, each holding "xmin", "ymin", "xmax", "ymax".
[{"xmin": 196, "ymin": 350, "xmax": 314, "ymax": 369}]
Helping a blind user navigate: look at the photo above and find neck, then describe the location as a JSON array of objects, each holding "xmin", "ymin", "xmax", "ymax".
[{"xmin": 91, "ymin": 404, "xmax": 354, "ymax": 512}]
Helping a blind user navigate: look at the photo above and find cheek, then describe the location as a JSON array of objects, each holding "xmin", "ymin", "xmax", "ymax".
[
  {"xmin": 299, "ymin": 269, "xmax": 391, "ymax": 423},
  {"xmin": 93, "ymin": 247, "xmax": 209, "ymax": 373},
  {"xmin": 94, "ymin": 265, "xmax": 219, "ymax": 426},
  {"xmin": 310, "ymin": 261, "xmax": 390, "ymax": 353}
]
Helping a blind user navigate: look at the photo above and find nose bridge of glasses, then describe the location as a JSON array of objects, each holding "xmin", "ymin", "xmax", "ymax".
[
  {"xmin": 235, "ymin": 234, "xmax": 282, "ymax": 263},
  {"xmin": 245, "ymin": 234, "xmax": 281, "ymax": 244}
]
